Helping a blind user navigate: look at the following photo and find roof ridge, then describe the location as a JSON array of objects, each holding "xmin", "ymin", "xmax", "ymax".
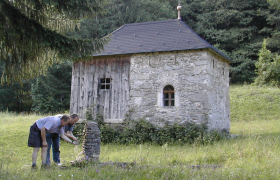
[
  {"xmin": 94, "ymin": 19, "xmax": 231, "ymax": 62},
  {"xmin": 123, "ymin": 19, "xmax": 178, "ymax": 26},
  {"xmin": 106, "ymin": 19, "xmax": 179, "ymax": 38}
]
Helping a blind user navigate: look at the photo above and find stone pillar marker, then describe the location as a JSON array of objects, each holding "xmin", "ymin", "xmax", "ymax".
[{"xmin": 83, "ymin": 121, "xmax": 101, "ymax": 161}]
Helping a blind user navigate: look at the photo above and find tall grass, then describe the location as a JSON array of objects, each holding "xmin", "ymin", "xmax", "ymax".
[
  {"xmin": 230, "ymin": 85, "xmax": 280, "ymax": 122},
  {"xmin": 1, "ymin": 85, "xmax": 280, "ymax": 179}
]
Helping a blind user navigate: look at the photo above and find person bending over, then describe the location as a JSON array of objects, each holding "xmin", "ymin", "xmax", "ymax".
[
  {"xmin": 46, "ymin": 114, "xmax": 79, "ymax": 165},
  {"xmin": 28, "ymin": 115, "xmax": 70, "ymax": 169}
]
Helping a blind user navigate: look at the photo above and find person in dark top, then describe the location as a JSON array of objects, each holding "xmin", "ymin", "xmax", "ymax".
[{"xmin": 46, "ymin": 114, "xmax": 79, "ymax": 165}]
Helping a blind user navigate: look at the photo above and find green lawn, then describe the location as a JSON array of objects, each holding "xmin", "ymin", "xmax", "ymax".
[{"xmin": 1, "ymin": 85, "xmax": 280, "ymax": 179}]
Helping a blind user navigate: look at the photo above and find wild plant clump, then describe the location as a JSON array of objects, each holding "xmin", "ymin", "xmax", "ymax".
[
  {"xmin": 91, "ymin": 115, "xmax": 229, "ymax": 145},
  {"xmin": 72, "ymin": 123, "xmax": 85, "ymax": 136}
]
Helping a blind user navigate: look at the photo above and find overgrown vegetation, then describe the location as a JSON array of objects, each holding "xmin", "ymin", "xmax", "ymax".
[{"xmin": 82, "ymin": 114, "xmax": 228, "ymax": 145}]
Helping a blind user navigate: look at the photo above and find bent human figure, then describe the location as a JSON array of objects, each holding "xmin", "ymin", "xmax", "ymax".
[
  {"xmin": 28, "ymin": 115, "xmax": 70, "ymax": 169},
  {"xmin": 62, "ymin": 114, "xmax": 79, "ymax": 142},
  {"xmin": 46, "ymin": 114, "xmax": 79, "ymax": 165}
]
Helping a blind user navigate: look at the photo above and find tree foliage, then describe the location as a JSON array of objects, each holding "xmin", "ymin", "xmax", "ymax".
[
  {"xmin": 0, "ymin": 61, "xmax": 32, "ymax": 111},
  {"xmin": 179, "ymin": 0, "xmax": 276, "ymax": 83},
  {"xmin": 267, "ymin": 0, "xmax": 280, "ymax": 9},
  {"xmin": 31, "ymin": 61, "xmax": 72, "ymax": 113},
  {"xmin": 253, "ymin": 0, "xmax": 280, "ymax": 86},
  {"xmin": 254, "ymin": 39, "xmax": 280, "ymax": 86},
  {"xmin": 0, "ymin": 0, "xmax": 176, "ymax": 112},
  {"xmin": 0, "ymin": 0, "xmax": 108, "ymax": 83},
  {"xmin": 0, "ymin": 81, "xmax": 32, "ymax": 111},
  {"xmin": 69, "ymin": 0, "xmax": 176, "ymax": 39}
]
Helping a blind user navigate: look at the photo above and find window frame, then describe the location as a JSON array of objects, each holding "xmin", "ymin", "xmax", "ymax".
[
  {"xmin": 162, "ymin": 85, "xmax": 175, "ymax": 107},
  {"xmin": 100, "ymin": 78, "xmax": 111, "ymax": 90}
]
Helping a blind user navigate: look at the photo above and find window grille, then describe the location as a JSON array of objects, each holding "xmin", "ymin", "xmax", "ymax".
[
  {"xmin": 163, "ymin": 85, "xmax": 175, "ymax": 106},
  {"xmin": 100, "ymin": 78, "xmax": 111, "ymax": 89}
]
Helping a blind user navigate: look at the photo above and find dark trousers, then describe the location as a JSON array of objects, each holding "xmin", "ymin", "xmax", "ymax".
[{"xmin": 46, "ymin": 133, "xmax": 60, "ymax": 164}]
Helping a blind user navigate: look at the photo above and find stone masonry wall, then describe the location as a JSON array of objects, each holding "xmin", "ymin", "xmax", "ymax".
[
  {"xmin": 129, "ymin": 50, "xmax": 230, "ymax": 130},
  {"xmin": 206, "ymin": 52, "xmax": 230, "ymax": 130}
]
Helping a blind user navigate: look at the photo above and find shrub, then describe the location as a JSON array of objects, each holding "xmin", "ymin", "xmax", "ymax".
[
  {"xmin": 73, "ymin": 123, "xmax": 85, "ymax": 136},
  {"xmin": 94, "ymin": 115, "xmax": 229, "ymax": 145},
  {"xmin": 100, "ymin": 124, "xmax": 122, "ymax": 144}
]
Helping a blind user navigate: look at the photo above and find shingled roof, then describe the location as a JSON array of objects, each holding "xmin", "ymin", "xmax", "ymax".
[{"xmin": 94, "ymin": 19, "xmax": 231, "ymax": 62}]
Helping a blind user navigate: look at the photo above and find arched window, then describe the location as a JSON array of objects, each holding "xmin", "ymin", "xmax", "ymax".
[{"xmin": 163, "ymin": 85, "xmax": 175, "ymax": 107}]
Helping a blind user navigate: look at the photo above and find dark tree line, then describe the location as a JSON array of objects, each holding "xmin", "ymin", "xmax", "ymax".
[
  {"xmin": 0, "ymin": 61, "xmax": 32, "ymax": 111},
  {"xmin": 1, "ymin": 0, "xmax": 280, "ymax": 112},
  {"xmin": 0, "ymin": 61, "xmax": 71, "ymax": 112}
]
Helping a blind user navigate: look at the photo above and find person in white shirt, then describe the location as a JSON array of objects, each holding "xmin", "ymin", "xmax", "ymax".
[{"xmin": 28, "ymin": 115, "xmax": 70, "ymax": 169}]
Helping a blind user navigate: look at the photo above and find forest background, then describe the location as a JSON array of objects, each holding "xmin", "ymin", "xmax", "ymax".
[{"xmin": 1, "ymin": 0, "xmax": 280, "ymax": 113}]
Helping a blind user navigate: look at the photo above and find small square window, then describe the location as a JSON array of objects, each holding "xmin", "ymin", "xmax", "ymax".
[{"xmin": 100, "ymin": 78, "xmax": 111, "ymax": 89}]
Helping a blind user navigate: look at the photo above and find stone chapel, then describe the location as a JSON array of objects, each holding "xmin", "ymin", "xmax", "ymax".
[{"xmin": 70, "ymin": 5, "xmax": 231, "ymax": 130}]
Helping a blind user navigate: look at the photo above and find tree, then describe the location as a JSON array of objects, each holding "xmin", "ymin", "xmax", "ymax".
[
  {"xmin": 70, "ymin": 0, "xmax": 176, "ymax": 39},
  {"xmin": 180, "ymin": 0, "xmax": 276, "ymax": 84},
  {"xmin": 0, "ymin": 61, "xmax": 32, "ymax": 111},
  {"xmin": 262, "ymin": 0, "xmax": 280, "ymax": 53},
  {"xmin": 31, "ymin": 61, "xmax": 72, "ymax": 113},
  {"xmin": 0, "ymin": 81, "xmax": 32, "ymax": 111},
  {"xmin": 0, "ymin": 0, "xmax": 108, "ymax": 83},
  {"xmin": 254, "ymin": 39, "xmax": 280, "ymax": 86},
  {"xmin": 0, "ymin": 0, "xmax": 175, "ymax": 113},
  {"xmin": 267, "ymin": 0, "xmax": 280, "ymax": 9},
  {"xmin": 252, "ymin": 0, "xmax": 280, "ymax": 86}
]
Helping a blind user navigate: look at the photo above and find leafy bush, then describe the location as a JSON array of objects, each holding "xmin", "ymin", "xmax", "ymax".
[
  {"xmin": 100, "ymin": 124, "xmax": 122, "ymax": 144},
  {"xmin": 73, "ymin": 123, "xmax": 85, "ymax": 136},
  {"xmin": 94, "ymin": 115, "xmax": 229, "ymax": 145}
]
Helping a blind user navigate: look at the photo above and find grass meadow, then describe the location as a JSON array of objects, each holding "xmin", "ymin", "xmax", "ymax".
[{"xmin": 1, "ymin": 85, "xmax": 280, "ymax": 179}]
